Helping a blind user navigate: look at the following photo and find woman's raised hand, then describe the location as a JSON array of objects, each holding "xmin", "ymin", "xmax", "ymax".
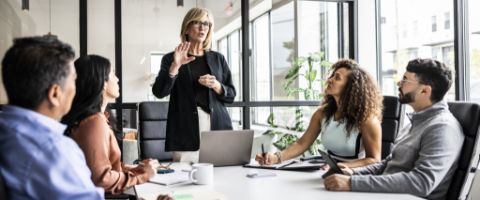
[{"xmin": 173, "ymin": 42, "xmax": 195, "ymax": 66}]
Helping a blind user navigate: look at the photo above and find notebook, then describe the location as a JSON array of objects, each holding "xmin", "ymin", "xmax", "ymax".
[
  {"xmin": 244, "ymin": 158, "xmax": 324, "ymax": 171},
  {"xmin": 199, "ymin": 130, "xmax": 254, "ymax": 166},
  {"xmin": 149, "ymin": 171, "xmax": 190, "ymax": 186}
]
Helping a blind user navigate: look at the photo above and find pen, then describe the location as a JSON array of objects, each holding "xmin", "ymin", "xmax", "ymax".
[
  {"xmin": 261, "ymin": 143, "xmax": 266, "ymax": 158},
  {"xmin": 279, "ymin": 160, "xmax": 298, "ymax": 169}
]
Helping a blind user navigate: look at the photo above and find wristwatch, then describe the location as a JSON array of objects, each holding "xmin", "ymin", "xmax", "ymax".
[{"xmin": 275, "ymin": 151, "xmax": 283, "ymax": 163}]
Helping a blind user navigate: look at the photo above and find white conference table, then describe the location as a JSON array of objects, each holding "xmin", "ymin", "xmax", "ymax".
[{"xmin": 134, "ymin": 163, "xmax": 424, "ymax": 200}]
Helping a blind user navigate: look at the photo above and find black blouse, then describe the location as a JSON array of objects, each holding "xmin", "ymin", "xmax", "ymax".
[{"xmin": 189, "ymin": 55, "xmax": 211, "ymax": 113}]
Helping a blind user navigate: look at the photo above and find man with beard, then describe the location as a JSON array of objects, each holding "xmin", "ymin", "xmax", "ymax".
[{"xmin": 323, "ymin": 58, "xmax": 464, "ymax": 200}]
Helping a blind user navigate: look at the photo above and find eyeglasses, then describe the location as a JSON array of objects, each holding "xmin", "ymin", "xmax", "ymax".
[
  {"xmin": 190, "ymin": 20, "xmax": 211, "ymax": 29},
  {"xmin": 398, "ymin": 78, "xmax": 418, "ymax": 85}
]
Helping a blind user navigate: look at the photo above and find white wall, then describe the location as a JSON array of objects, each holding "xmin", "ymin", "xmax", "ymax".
[
  {"xmin": 121, "ymin": 0, "xmax": 190, "ymax": 102},
  {"xmin": 120, "ymin": 0, "xmax": 239, "ymax": 102},
  {"xmin": 0, "ymin": 0, "xmax": 79, "ymax": 104}
]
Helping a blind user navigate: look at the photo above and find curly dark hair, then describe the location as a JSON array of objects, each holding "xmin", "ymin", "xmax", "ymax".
[{"xmin": 321, "ymin": 59, "xmax": 383, "ymax": 137}]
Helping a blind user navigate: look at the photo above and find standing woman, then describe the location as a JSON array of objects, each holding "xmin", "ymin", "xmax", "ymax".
[
  {"xmin": 152, "ymin": 8, "xmax": 236, "ymax": 163},
  {"xmin": 62, "ymin": 55, "xmax": 159, "ymax": 194}
]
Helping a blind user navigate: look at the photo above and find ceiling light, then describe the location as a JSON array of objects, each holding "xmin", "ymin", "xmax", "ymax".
[{"xmin": 22, "ymin": 0, "xmax": 29, "ymax": 11}]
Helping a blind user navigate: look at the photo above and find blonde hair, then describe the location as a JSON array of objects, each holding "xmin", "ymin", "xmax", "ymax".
[{"xmin": 180, "ymin": 8, "xmax": 214, "ymax": 50}]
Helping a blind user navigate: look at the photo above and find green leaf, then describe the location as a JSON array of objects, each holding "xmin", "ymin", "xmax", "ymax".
[
  {"xmin": 306, "ymin": 71, "xmax": 317, "ymax": 82},
  {"xmin": 307, "ymin": 139, "xmax": 322, "ymax": 155},
  {"xmin": 285, "ymin": 65, "xmax": 300, "ymax": 79},
  {"xmin": 267, "ymin": 113, "xmax": 278, "ymax": 128},
  {"xmin": 273, "ymin": 134, "xmax": 299, "ymax": 150},
  {"xmin": 263, "ymin": 130, "xmax": 284, "ymax": 136}
]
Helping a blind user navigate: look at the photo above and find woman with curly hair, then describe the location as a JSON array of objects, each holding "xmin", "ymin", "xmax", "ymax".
[{"xmin": 256, "ymin": 59, "xmax": 383, "ymax": 168}]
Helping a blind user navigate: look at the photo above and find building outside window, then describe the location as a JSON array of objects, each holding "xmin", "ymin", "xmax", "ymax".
[
  {"xmin": 469, "ymin": 0, "xmax": 480, "ymax": 103},
  {"xmin": 380, "ymin": 0, "xmax": 455, "ymax": 101},
  {"xmin": 444, "ymin": 12, "xmax": 450, "ymax": 30}
]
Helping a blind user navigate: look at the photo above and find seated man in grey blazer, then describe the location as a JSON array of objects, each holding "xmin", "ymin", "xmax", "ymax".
[{"xmin": 324, "ymin": 58, "xmax": 464, "ymax": 200}]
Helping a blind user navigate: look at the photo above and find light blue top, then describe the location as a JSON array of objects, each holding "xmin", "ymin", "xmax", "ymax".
[
  {"xmin": 320, "ymin": 118, "xmax": 364, "ymax": 161},
  {"xmin": 0, "ymin": 105, "xmax": 104, "ymax": 200}
]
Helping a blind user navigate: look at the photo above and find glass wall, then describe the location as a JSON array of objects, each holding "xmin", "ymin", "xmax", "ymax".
[
  {"xmin": 271, "ymin": 2, "xmax": 295, "ymax": 100},
  {"xmin": 252, "ymin": 14, "xmax": 271, "ymax": 102},
  {"xmin": 250, "ymin": 106, "xmax": 318, "ymax": 136},
  {"xmin": 87, "ymin": 0, "xmax": 114, "ymax": 65},
  {"xmin": 379, "ymin": 0, "xmax": 455, "ymax": 100},
  {"xmin": 469, "ymin": 0, "xmax": 480, "ymax": 103},
  {"xmin": 228, "ymin": 31, "xmax": 242, "ymax": 101}
]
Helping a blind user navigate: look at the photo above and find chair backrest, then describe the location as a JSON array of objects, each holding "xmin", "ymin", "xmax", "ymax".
[
  {"xmin": 446, "ymin": 102, "xmax": 480, "ymax": 200},
  {"xmin": 0, "ymin": 174, "xmax": 7, "ymax": 200},
  {"xmin": 380, "ymin": 95, "xmax": 404, "ymax": 159},
  {"xmin": 138, "ymin": 101, "xmax": 172, "ymax": 161}
]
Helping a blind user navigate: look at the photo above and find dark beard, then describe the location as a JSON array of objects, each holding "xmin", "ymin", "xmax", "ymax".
[{"xmin": 399, "ymin": 89, "xmax": 415, "ymax": 104}]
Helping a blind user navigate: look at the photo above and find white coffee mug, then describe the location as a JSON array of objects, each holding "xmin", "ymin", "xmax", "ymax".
[{"xmin": 189, "ymin": 163, "xmax": 214, "ymax": 185}]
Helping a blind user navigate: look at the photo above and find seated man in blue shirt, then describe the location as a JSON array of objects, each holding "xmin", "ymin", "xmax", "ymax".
[
  {"xmin": 324, "ymin": 58, "xmax": 464, "ymax": 200},
  {"xmin": 0, "ymin": 36, "xmax": 104, "ymax": 199}
]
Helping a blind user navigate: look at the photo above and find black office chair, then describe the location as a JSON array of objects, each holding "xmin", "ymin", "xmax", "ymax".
[
  {"xmin": 380, "ymin": 95, "xmax": 404, "ymax": 159},
  {"xmin": 446, "ymin": 102, "xmax": 480, "ymax": 200},
  {"xmin": 138, "ymin": 101, "xmax": 172, "ymax": 161},
  {"xmin": 0, "ymin": 174, "xmax": 7, "ymax": 200},
  {"xmin": 104, "ymin": 193, "xmax": 135, "ymax": 200}
]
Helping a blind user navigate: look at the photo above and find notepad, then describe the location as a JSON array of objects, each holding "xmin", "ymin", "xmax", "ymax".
[
  {"xmin": 243, "ymin": 159, "xmax": 324, "ymax": 171},
  {"xmin": 148, "ymin": 171, "xmax": 190, "ymax": 186},
  {"xmin": 246, "ymin": 170, "xmax": 277, "ymax": 178},
  {"xmin": 170, "ymin": 190, "xmax": 225, "ymax": 200}
]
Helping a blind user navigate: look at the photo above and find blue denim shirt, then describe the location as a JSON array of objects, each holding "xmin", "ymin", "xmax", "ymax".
[{"xmin": 0, "ymin": 105, "xmax": 104, "ymax": 200}]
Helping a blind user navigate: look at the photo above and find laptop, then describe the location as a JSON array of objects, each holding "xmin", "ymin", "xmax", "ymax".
[{"xmin": 199, "ymin": 130, "xmax": 254, "ymax": 166}]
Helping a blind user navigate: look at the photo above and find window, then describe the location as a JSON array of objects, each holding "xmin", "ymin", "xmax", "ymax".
[
  {"xmin": 247, "ymin": 0, "xmax": 351, "ymax": 127},
  {"xmin": 380, "ymin": 0, "xmax": 455, "ymax": 100},
  {"xmin": 218, "ymin": 38, "xmax": 228, "ymax": 60},
  {"xmin": 148, "ymin": 52, "xmax": 164, "ymax": 101},
  {"xmin": 251, "ymin": 14, "xmax": 271, "ymax": 125},
  {"xmin": 251, "ymin": 14, "xmax": 271, "ymax": 101},
  {"xmin": 271, "ymin": 2, "xmax": 295, "ymax": 100},
  {"xmin": 251, "ymin": 106, "xmax": 318, "ymax": 132},
  {"xmin": 228, "ymin": 31, "xmax": 242, "ymax": 101},
  {"xmin": 469, "ymin": 0, "xmax": 480, "ymax": 103},
  {"xmin": 444, "ymin": 12, "xmax": 450, "ymax": 30}
]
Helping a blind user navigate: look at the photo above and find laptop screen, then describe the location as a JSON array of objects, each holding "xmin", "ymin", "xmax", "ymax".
[{"xmin": 199, "ymin": 130, "xmax": 254, "ymax": 166}]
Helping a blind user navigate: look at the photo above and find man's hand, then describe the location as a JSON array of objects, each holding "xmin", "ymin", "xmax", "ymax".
[
  {"xmin": 324, "ymin": 174, "xmax": 351, "ymax": 191},
  {"xmin": 337, "ymin": 163, "xmax": 354, "ymax": 175},
  {"xmin": 156, "ymin": 195, "xmax": 173, "ymax": 200}
]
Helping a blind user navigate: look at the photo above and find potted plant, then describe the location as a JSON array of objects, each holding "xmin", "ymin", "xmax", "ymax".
[{"xmin": 264, "ymin": 52, "xmax": 331, "ymax": 156}]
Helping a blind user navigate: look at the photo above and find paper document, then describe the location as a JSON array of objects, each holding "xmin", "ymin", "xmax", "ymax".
[
  {"xmin": 171, "ymin": 189, "xmax": 226, "ymax": 200},
  {"xmin": 149, "ymin": 171, "xmax": 190, "ymax": 186},
  {"xmin": 244, "ymin": 159, "xmax": 324, "ymax": 170}
]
